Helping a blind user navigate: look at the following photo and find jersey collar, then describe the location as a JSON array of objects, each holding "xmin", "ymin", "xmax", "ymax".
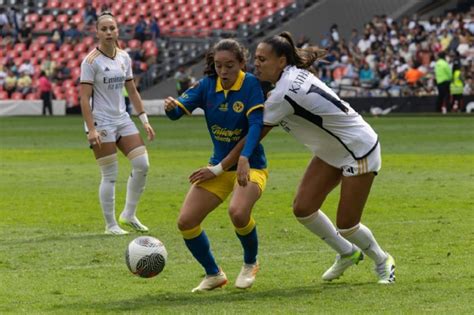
[
  {"xmin": 96, "ymin": 46, "xmax": 117, "ymax": 60},
  {"xmin": 215, "ymin": 70, "xmax": 245, "ymax": 95}
]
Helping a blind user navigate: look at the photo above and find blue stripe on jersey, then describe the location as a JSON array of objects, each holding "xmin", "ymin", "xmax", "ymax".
[{"xmin": 284, "ymin": 95, "xmax": 378, "ymax": 160}]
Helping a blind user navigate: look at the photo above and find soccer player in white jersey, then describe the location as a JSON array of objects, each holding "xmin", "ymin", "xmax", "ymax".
[
  {"xmin": 79, "ymin": 12, "xmax": 155, "ymax": 235},
  {"xmin": 223, "ymin": 31, "xmax": 395, "ymax": 284}
]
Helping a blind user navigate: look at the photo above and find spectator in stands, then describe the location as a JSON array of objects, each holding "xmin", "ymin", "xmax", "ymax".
[
  {"xmin": 0, "ymin": 65, "xmax": 7, "ymax": 87},
  {"xmin": 164, "ymin": 38, "xmax": 267, "ymax": 292},
  {"xmin": 18, "ymin": 22, "xmax": 33, "ymax": 49},
  {"xmin": 38, "ymin": 71, "xmax": 53, "ymax": 115},
  {"xmin": 50, "ymin": 24, "xmax": 65, "ymax": 49},
  {"xmin": 80, "ymin": 11, "xmax": 155, "ymax": 235},
  {"xmin": 149, "ymin": 16, "xmax": 160, "ymax": 42},
  {"xmin": 359, "ymin": 62, "xmax": 376, "ymax": 88},
  {"xmin": 173, "ymin": 66, "xmax": 195, "ymax": 95},
  {"xmin": 248, "ymin": 31, "xmax": 395, "ymax": 284},
  {"xmin": 0, "ymin": 7, "xmax": 10, "ymax": 37},
  {"xmin": 64, "ymin": 22, "xmax": 82, "ymax": 45},
  {"xmin": 8, "ymin": 6, "xmax": 22, "ymax": 39},
  {"xmin": 18, "ymin": 59, "xmax": 35, "ymax": 77},
  {"xmin": 4, "ymin": 69, "xmax": 17, "ymax": 97},
  {"xmin": 296, "ymin": 35, "xmax": 310, "ymax": 49},
  {"xmin": 133, "ymin": 15, "xmax": 147, "ymax": 43},
  {"xmin": 450, "ymin": 59, "xmax": 464, "ymax": 112},
  {"xmin": 40, "ymin": 55, "xmax": 57, "ymax": 78},
  {"xmin": 4, "ymin": 57, "xmax": 18, "ymax": 76},
  {"xmin": 435, "ymin": 51, "xmax": 452, "ymax": 113},
  {"xmin": 330, "ymin": 24, "xmax": 340, "ymax": 43},
  {"xmin": 17, "ymin": 71, "xmax": 32, "ymax": 96},
  {"xmin": 55, "ymin": 60, "xmax": 71, "ymax": 83},
  {"xmin": 84, "ymin": 4, "xmax": 98, "ymax": 27},
  {"xmin": 405, "ymin": 60, "xmax": 424, "ymax": 92}
]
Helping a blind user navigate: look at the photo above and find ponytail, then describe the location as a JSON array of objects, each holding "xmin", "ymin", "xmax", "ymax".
[{"xmin": 263, "ymin": 31, "xmax": 327, "ymax": 72}]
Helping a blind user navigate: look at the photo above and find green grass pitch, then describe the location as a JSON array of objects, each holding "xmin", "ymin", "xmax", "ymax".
[{"xmin": 0, "ymin": 115, "xmax": 473, "ymax": 314}]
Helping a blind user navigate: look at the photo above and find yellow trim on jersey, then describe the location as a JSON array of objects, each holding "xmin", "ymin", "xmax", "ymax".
[
  {"xmin": 235, "ymin": 217, "xmax": 256, "ymax": 236},
  {"xmin": 215, "ymin": 70, "xmax": 246, "ymax": 97},
  {"xmin": 246, "ymin": 104, "xmax": 264, "ymax": 117},
  {"xmin": 175, "ymin": 99, "xmax": 192, "ymax": 115},
  {"xmin": 181, "ymin": 225, "xmax": 202, "ymax": 240},
  {"xmin": 86, "ymin": 50, "xmax": 101, "ymax": 64},
  {"xmin": 80, "ymin": 80, "xmax": 94, "ymax": 85}
]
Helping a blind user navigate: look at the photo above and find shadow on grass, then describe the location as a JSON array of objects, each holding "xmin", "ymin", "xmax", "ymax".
[
  {"xmin": 0, "ymin": 232, "xmax": 123, "ymax": 246},
  {"xmin": 49, "ymin": 281, "xmax": 376, "ymax": 312}
]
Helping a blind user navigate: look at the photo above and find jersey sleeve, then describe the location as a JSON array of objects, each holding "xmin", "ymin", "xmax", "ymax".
[
  {"xmin": 245, "ymin": 76, "xmax": 265, "ymax": 116},
  {"xmin": 80, "ymin": 60, "xmax": 95, "ymax": 85},
  {"xmin": 176, "ymin": 78, "xmax": 205, "ymax": 115},
  {"xmin": 125, "ymin": 53, "xmax": 133, "ymax": 81},
  {"xmin": 263, "ymin": 93, "xmax": 293, "ymax": 126}
]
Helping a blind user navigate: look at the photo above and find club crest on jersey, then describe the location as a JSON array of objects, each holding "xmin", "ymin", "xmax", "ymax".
[
  {"xmin": 100, "ymin": 130, "xmax": 108, "ymax": 137},
  {"xmin": 232, "ymin": 101, "xmax": 244, "ymax": 113},
  {"xmin": 219, "ymin": 103, "xmax": 228, "ymax": 112}
]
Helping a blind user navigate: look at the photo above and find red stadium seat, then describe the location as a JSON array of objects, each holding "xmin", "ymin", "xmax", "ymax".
[
  {"xmin": 0, "ymin": 91, "xmax": 8, "ymax": 100},
  {"xmin": 83, "ymin": 37, "xmax": 95, "ymax": 47},
  {"xmin": 37, "ymin": 36, "xmax": 49, "ymax": 45},
  {"xmin": 26, "ymin": 93, "xmax": 38, "ymax": 100},
  {"xmin": 11, "ymin": 92, "xmax": 24, "ymax": 100},
  {"xmin": 26, "ymin": 13, "xmax": 40, "ymax": 23},
  {"xmin": 51, "ymin": 51, "xmax": 63, "ymax": 61},
  {"xmin": 47, "ymin": 0, "xmax": 60, "ymax": 8},
  {"xmin": 127, "ymin": 39, "xmax": 141, "ymax": 49},
  {"xmin": 64, "ymin": 50, "xmax": 77, "ymax": 60}
]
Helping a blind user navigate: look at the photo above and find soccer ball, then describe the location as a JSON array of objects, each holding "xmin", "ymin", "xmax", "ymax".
[{"xmin": 125, "ymin": 236, "xmax": 168, "ymax": 278}]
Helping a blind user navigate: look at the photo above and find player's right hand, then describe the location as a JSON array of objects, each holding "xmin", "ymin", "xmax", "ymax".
[
  {"xmin": 164, "ymin": 97, "xmax": 178, "ymax": 112},
  {"xmin": 189, "ymin": 167, "xmax": 216, "ymax": 184},
  {"xmin": 88, "ymin": 129, "xmax": 102, "ymax": 148}
]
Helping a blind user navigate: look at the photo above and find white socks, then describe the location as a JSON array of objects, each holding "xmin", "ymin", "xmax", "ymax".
[
  {"xmin": 296, "ymin": 210, "xmax": 354, "ymax": 256},
  {"xmin": 121, "ymin": 146, "xmax": 149, "ymax": 220},
  {"xmin": 97, "ymin": 154, "xmax": 118, "ymax": 229},
  {"xmin": 339, "ymin": 223, "xmax": 388, "ymax": 264}
]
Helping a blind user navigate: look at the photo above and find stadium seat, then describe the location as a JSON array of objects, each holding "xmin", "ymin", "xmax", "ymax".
[
  {"xmin": 11, "ymin": 92, "xmax": 24, "ymax": 100},
  {"xmin": 25, "ymin": 93, "xmax": 38, "ymax": 100},
  {"xmin": 0, "ymin": 91, "xmax": 8, "ymax": 100}
]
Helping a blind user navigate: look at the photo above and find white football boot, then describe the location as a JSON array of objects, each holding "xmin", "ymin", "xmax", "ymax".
[
  {"xmin": 375, "ymin": 253, "xmax": 395, "ymax": 284},
  {"xmin": 322, "ymin": 248, "xmax": 364, "ymax": 281},
  {"xmin": 104, "ymin": 225, "xmax": 129, "ymax": 235},
  {"xmin": 119, "ymin": 215, "xmax": 149, "ymax": 232},
  {"xmin": 235, "ymin": 262, "xmax": 259, "ymax": 289},
  {"xmin": 192, "ymin": 269, "xmax": 228, "ymax": 293}
]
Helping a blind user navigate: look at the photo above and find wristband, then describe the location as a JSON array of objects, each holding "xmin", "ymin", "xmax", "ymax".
[
  {"xmin": 138, "ymin": 112, "xmax": 149, "ymax": 125},
  {"xmin": 207, "ymin": 163, "xmax": 224, "ymax": 176}
]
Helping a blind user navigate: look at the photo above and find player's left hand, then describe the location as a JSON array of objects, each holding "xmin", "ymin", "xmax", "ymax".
[
  {"xmin": 143, "ymin": 123, "xmax": 155, "ymax": 141},
  {"xmin": 189, "ymin": 167, "xmax": 215, "ymax": 184},
  {"xmin": 236, "ymin": 156, "xmax": 250, "ymax": 186}
]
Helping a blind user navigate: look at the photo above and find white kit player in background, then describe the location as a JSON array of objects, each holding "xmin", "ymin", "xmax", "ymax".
[
  {"xmin": 79, "ymin": 12, "xmax": 155, "ymax": 235},
  {"xmin": 225, "ymin": 31, "xmax": 395, "ymax": 284}
]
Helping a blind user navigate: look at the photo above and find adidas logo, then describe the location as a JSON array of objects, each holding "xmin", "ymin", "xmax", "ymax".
[{"xmin": 104, "ymin": 67, "xmax": 110, "ymax": 72}]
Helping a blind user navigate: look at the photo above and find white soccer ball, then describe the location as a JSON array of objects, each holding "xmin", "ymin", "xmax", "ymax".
[{"xmin": 125, "ymin": 236, "xmax": 168, "ymax": 278}]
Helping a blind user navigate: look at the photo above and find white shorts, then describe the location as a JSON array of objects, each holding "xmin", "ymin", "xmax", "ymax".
[
  {"xmin": 340, "ymin": 142, "xmax": 381, "ymax": 177},
  {"xmin": 85, "ymin": 117, "xmax": 139, "ymax": 143}
]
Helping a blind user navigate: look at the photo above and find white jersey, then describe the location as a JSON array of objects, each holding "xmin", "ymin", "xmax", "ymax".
[
  {"xmin": 80, "ymin": 48, "xmax": 133, "ymax": 125},
  {"xmin": 264, "ymin": 66, "xmax": 378, "ymax": 166}
]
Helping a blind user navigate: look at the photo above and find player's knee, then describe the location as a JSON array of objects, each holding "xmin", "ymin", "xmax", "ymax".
[
  {"xmin": 177, "ymin": 215, "xmax": 198, "ymax": 232},
  {"xmin": 228, "ymin": 206, "xmax": 249, "ymax": 227},
  {"xmin": 128, "ymin": 146, "xmax": 149, "ymax": 174},
  {"xmin": 293, "ymin": 198, "xmax": 312, "ymax": 217},
  {"xmin": 97, "ymin": 154, "xmax": 118, "ymax": 180}
]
